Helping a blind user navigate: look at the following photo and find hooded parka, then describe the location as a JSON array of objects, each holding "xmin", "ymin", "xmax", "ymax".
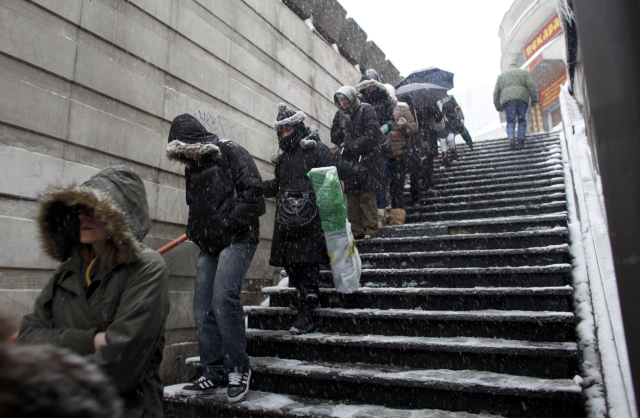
[
  {"xmin": 330, "ymin": 86, "xmax": 385, "ymax": 194},
  {"xmin": 18, "ymin": 166, "xmax": 169, "ymax": 418},
  {"xmin": 356, "ymin": 73, "xmax": 395, "ymax": 130},
  {"xmin": 166, "ymin": 114, "xmax": 266, "ymax": 255},
  {"xmin": 264, "ymin": 105, "xmax": 332, "ymax": 266}
]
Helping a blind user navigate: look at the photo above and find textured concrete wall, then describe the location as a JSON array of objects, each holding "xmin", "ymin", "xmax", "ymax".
[{"xmin": 0, "ymin": 0, "xmax": 361, "ymax": 384}]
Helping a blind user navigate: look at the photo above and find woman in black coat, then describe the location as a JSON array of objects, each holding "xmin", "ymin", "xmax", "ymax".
[{"xmin": 263, "ymin": 103, "xmax": 333, "ymax": 334}]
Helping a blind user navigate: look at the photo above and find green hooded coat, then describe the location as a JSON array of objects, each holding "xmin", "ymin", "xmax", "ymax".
[
  {"xmin": 493, "ymin": 68, "xmax": 539, "ymax": 111},
  {"xmin": 18, "ymin": 166, "xmax": 169, "ymax": 418}
]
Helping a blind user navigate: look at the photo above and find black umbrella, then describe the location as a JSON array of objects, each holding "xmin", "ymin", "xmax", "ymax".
[
  {"xmin": 396, "ymin": 83, "xmax": 448, "ymax": 111},
  {"xmin": 396, "ymin": 67, "xmax": 455, "ymax": 90}
]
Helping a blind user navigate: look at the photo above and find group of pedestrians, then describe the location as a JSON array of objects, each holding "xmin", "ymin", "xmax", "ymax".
[{"xmin": 5, "ymin": 63, "xmax": 541, "ymax": 417}]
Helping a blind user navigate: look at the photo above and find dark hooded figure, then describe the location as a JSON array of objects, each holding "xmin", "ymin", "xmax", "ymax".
[
  {"xmin": 18, "ymin": 166, "xmax": 169, "ymax": 418},
  {"xmin": 330, "ymin": 86, "xmax": 384, "ymax": 238},
  {"xmin": 263, "ymin": 103, "xmax": 333, "ymax": 334},
  {"xmin": 166, "ymin": 114, "xmax": 265, "ymax": 403},
  {"xmin": 356, "ymin": 69, "xmax": 395, "ymax": 131}
]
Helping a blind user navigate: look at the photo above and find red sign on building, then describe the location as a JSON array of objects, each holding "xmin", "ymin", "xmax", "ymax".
[{"xmin": 524, "ymin": 14, "xmax": 563, "ymax": 61}]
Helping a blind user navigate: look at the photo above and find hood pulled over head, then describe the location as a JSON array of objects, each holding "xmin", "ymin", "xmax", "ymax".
[
  {"xmin": 166, "ymin": 114, "xmax": 221, "ymax": 164},
  {"xmin": 37, "ymin": 166, "xmax": 151, "ymax": 264},
  {"xmin": 334, "ymin": 86, "xmax": 361, "ymax": 115},
  {"xmin": 274, "ymin": 103, "xmax": 308, "ymax": 152}
]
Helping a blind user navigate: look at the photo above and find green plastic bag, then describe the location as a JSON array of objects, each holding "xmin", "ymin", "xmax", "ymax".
[{"xmin": 307, "ymin": 166, "xmax": 347, "ymax": 232}]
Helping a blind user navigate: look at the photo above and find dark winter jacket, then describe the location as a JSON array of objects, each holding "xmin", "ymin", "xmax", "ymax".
[
  {"xmin": 356, "ymin": 78, "xmax": 395, "ymax": 130},
  {"xmin": 18, "ymin": 166, "xmax": 169, "ymax": 418},
  {"xmin": 438, "ymin": 95, "xmax": 463, "ymax": 133},
  {"xmin": 263, "ymin": 126, "xmax": 332, "ymax": 267},
  {"xmin": 331, "ymin": 86, "xmax": 385, "ymax": 194},
  {"xmin": 166, "ymin": 114, "xmax": 266, "ymax": 255},
  {"xmin": 493, "ymin": 68, "xmax": 539, "ymax": 110}
]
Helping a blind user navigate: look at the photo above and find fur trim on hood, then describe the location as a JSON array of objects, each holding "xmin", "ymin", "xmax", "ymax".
[
  {"xmin": 274, "ymin": 103, "xmax": 306, "ymax": 130},
  {"xmin": 37, "ymin": 166, "xmax": 151, "ymax": 265},
  {"xmin": 355, "ymin": 79, "xmax": 389, "ymax": 96},
  {"xmin": 166, "ymin": 140, "xmax": 221, "ymax": 164}
]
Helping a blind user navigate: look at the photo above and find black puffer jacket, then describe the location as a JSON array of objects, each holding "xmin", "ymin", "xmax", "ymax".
[
  {"xmin": 331, "ymin": 86, "xmax": 384, "ymax": 194},
  {"xmin": 356, "ymin": 78, "xmax": 394, "ymax": 129},
  {"xmin": 439, "ymin": 95, "xmax": 464, "ymax": 134},
  {"xmin": 167, "ymin": 114, "xmax": 266, "ymax": 255},
  {"xmin": 263, "ymin": 126, "xmax": 332, "ymax": 267}
]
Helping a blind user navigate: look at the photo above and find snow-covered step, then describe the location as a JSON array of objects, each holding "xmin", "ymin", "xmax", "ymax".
[
  {"xmin": 357, "ymin": 227, "xmax": 568, "ymax": 253},
  {"xmin": 406, "ymin": 193, "xmax": 567, "ymax": 215},
  {"xmin": 432, "ymin": 151, "xmax": 562, "ymax": 173},
  {"xmin": 414, "ymin": 184, "xmax": 566, "ymax": 206},
  {"xmin": 319, "ymin": 264, "xmax": 572, "ymax": 289},
  {"xmin": 242, "ymin": 329, "xmax": 578, "ymax": 378},
  {"xmin": 431, "ymin": 163, "xmax": 563, "ymax": 184},
  {"xmin": 247, "ymin": 307, "xmax": 576, "ymax": 342},
  {"xmin": 439, "ymin": 140, "xmax": 561, "ymax": 163},
  {"xmin": 459, "ymin": 134, "xmax": 559, "ymax": 152},
  {"xmin": 405, "ymin": 177, "xmax": 564, "ymax": 198},
  {"xmin": 359, "ymin": 244, "xmax": 570, "ymax": 269},
  {"xmin": 431, "ymin": 170, "xmax": 564, "ymax": 190},
  {"xmin": 264, "ymin": 285, "xmax": 573, "ymax": 312},
  {"xmin": 433, "ymin": 148, "xmax": 561, "ymax": 170},
  {"xmin": 406, "ymin": 201, "xmax": 567, "ymax": 223},
  {"xmin": 380, "ymin": 213, "xmax": 568, "ymax": 238},
  {"xmin": 164, "ymin": 387, "xmax": 501, "ymax": 418},
  {"xmin": 244, "ymin": 357, "xmax": 582, "ymax": 417}
]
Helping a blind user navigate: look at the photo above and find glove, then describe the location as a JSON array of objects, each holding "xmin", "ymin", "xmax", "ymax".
[{"xmin": 380, "ymin": 124, "xmax": 390, "ymax": 134}]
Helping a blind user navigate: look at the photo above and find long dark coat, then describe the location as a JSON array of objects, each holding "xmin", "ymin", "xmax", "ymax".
[
  {"xmin": 263, "ymin": 127, "xmax": 332, "ymax": 267},
  {"xmin": 330, "ymin": 102, "xmax": 384, "ymax": 194}
]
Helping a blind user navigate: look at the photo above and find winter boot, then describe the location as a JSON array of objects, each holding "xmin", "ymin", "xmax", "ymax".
[
  {"xmin": 450, "ymin": 148, "xmax": 459, "ymax": 161},
  {"xmin": 518, "ymin": 139, "xmax": 526, "ymax": 150},
  {"xmin": 388, "ymin": 209, "xmax": 406, "ymax": 226},
  {"xmin": 289, "ymin": 293, "xmax": 318, "ymax": 334},
  {"xmin": 377, "ymin": 208, "xmax": 387, "ymax": 228},
  {"xmin": 509, "ymin": 137, "xmax": 516, "ymax": 150},
  {"xmin": 441, "ymin": 152, "xmax": 450, "ymax": 168}
]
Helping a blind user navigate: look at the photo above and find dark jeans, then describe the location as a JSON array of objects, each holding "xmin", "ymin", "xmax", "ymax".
[
  {"xmin": 285, "ymin": 263, "xmax": 321, "ymax": 298},
  {"xmin": 193, "ymin": 242, "xmax": 256, "ymax": 381},
  {"xmin": 388, "ymin": 155, "xmax": 406, "ymax": 209},
  {"xmin": 410, "ymin": 170, "xmax": 427, "ymax": 205},
  {"xmin": 504, "ymin": 100, "xmax": 528, "ymax": 140},
  {"xmin": 376, "ymin": 158, "xmax": 389, "ymax": 209}
]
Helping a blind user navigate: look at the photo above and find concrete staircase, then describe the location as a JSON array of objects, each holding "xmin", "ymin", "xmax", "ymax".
[{"xmin": 164, "ymin": 134, "xmax": 584, "ymax": 417}]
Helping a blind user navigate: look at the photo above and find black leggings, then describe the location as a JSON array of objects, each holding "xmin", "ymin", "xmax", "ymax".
[
  {"xmin": 388, "ymin": 155, "xmax": 406, "ymax": 209},
  {"xmin": 285, "ymin": 263, "xmax": 321, "ymax": 297}
]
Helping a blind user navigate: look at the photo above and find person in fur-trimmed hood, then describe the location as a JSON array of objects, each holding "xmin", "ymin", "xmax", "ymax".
[
  {"xmin": 18, "ymin": 165, "xmax": 170, "ymax": 418},
  {"xmin": 166, "ymin": 114, "xmax": 265, "ymax": 403},
  {"xmin": 356, "ymin": 69, "xmax": 395, "ymax": 132},
  {"xmin": 263, "ymin": 103, "xmax": 333, "ymax": 334}
]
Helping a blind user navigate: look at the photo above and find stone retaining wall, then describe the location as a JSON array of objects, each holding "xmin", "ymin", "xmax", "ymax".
[{"xmin": 0, "ymin": 0, "xmax": 363, "ymax": 384}]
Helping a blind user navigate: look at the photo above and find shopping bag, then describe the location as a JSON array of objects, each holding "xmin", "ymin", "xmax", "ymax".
[
  {"xmin": 307, "ymin": 166, "xmax": 347, "ymax": 232},
  {"xmin": 324, "ymin": 222, "xmax": 361, "ymax": 293},
  {"xmin": 307, "ymin": 167, "xmax": 361, "ymax": 293}
]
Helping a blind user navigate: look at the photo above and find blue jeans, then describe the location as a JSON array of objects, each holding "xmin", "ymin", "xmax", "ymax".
[
  {"xmin": 193, "ymin": 242, "xmax": 256, "ymax": 381},
  {"xmin": 377, "ymin": 158, "xmax": 389, "ymax": 209},
  {"xmin": 504, "ymin": 100, "xmax": 528, "ymax": 140}
]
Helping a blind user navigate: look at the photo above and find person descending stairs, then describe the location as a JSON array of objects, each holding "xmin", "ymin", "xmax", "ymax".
[{"xmin": 164, "ymin": 133, "xmax": 585, "ymax": 417}]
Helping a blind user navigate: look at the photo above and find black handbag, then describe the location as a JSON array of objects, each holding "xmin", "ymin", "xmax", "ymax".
[
  {"xmin": 404, "ymin": 133, "xmax": 429, "ymax": 173},
  {"xmin": 276, "ymin": 189, "xmax": 318, "ymax": 232}
]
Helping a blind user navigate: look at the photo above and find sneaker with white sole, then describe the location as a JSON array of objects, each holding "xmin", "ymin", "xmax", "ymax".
[
  {"xmin": 227, "ymin": 369, "xmax": 251, "ymax": 403},
  {"xmin": 180, "ymin": 375, "xmax": 227, "ymax": 395}
]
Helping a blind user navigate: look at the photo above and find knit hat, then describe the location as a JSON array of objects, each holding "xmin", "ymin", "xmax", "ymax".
[{"xmin": 274, "ymin": 103, "xmax": 306, "ymax": 130}]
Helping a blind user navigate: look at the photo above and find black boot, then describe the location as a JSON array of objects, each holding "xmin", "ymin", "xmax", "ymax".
[{"xmin": 289, "ymin": 293, "xmax": 318, "ymax": 334}]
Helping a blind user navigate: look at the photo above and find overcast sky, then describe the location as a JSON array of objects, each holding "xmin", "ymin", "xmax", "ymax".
[{"xmin": 336, "ymin": 0, "xmax": 514, "ymax": 92}]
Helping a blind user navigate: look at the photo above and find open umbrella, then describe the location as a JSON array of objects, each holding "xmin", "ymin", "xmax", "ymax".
[
  {"xmin": 396, "ymin": 67, "xmax": 455, "ymax": 90},
  {"xmin": 396, "ymin": 83, "xmax": 448, "ymax": 111}
]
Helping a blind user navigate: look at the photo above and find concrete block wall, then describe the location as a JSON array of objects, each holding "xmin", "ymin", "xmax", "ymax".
[
  {"xmin": 0, "ymin": 0, "xmax": 362, "ymax": 384},
  {"xmin": 280, "ymin": 0, "xmax": 404, "ymax": 85}
]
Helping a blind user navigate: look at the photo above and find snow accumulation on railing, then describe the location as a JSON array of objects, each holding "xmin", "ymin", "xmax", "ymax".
[{"xmin": 559, "ymin": 84, "xmax": 638, "ymax": 418}]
